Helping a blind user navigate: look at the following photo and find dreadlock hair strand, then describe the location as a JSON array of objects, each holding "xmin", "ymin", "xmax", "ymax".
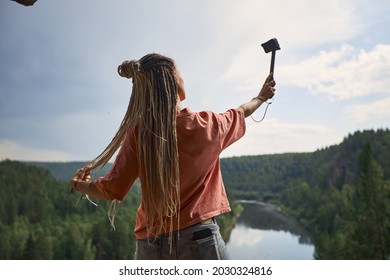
[{"xmin": 87, "ymin": 53, "xmax": 181, "ymax": 241}]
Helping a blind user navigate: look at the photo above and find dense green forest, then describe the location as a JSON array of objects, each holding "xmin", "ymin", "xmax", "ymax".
[
  {"xmin": 0, "ymin": 160, "xmax": 141, "ymax": 259},
  {"xmin": 1, "ymin": 129, "xmax": 389, "ymax": 259},
  {"xmin": 0, "ymin": 160, "xmax": 238, "ymax": 259}
]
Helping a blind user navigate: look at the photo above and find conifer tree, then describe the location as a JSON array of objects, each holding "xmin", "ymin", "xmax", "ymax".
[{"xmin": 351, "ymin": 143, "xmax": 389, "ymax": 259}]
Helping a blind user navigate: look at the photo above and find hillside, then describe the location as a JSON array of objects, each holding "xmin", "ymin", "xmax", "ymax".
[
  {"xmin": 0, "ymin": 160, "xmax": 140, "ymax": 259},
  {"xmin": 30, "ymin": 129, "xmax": 390, "ymax": 200},
  {"xmin": 1, "ymin": 128, "xmax": 389, "ymax": 259},
  {"xmin": 221, "ymin": 128, "xmax": 390, "ymax": 201}
]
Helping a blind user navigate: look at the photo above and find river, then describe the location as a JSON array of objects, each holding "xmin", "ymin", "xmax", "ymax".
[{"xmin": 225, "ymin": 201, "xmax": 315, "ymax": 260}]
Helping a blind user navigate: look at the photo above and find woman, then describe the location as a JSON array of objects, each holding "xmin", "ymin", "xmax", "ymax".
[{"xmin": 70, "ymin": 53, "xmax": 276, "ymax": 259}]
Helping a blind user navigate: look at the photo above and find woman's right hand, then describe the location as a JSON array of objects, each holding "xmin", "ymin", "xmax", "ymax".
[{"xmin": 257, "ymin": 73, "xmax": 276, "ymax": 102}]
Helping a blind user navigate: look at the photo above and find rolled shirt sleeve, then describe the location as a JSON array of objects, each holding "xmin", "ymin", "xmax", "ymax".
[{"xmin": 94, "ymin": 128, "xmax": 139, "ymax": 201}]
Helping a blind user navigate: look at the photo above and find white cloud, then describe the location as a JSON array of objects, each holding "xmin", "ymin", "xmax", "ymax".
[
  {"xmin": 344, "ymin": 97, "xmax": 390, "ymax": 123},
  {"xmin": 228, "ymin": 224, "xmax": 264, "ymax": 247},
  {"xmin": 212, "ymin": 0, "xmax": 360, "ymax": 87},
  {"xmin": 212, "ymin": 0, "xmax": 359, "ymax": 47},
  {"xmin": 0, "ymin": 140, "xmax": 74, "ymax": 162},
  {"xmin": 278, "ymin": 44, "xmax": 390, "ymax": 100}
]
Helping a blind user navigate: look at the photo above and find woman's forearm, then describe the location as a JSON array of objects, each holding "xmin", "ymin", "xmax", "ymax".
[
  {"xmin": 240, "ymin": 73, "xmax": 276, "ymax": 117},
  {"xmin": 70, "ymin": 179, "xmax": 111, "ymax": 200},
  {"xmin": 239, "ymin": 97, "xmax": 266, "ymax": 118}
]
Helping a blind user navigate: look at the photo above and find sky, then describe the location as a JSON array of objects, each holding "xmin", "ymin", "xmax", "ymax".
[{"xmin": 1, "ymin": 0, "xmax": 389, "ymax": 162}]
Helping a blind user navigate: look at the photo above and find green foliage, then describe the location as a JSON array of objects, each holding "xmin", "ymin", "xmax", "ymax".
[
  {"xmin": 0, "ymin": 160, "xmax": 139, "ymax": 259},
  {"xmin": 347, "ymin": 143, "xmax": 390, "ymax": 259},
  {"xmin": 217, "ymin": 203, "xmax": 244, "ymax": 242},
  {"xmin": 0, "ymin": 160, "xmax": 240, "ymax": 260},
  {"xmin": 312, "ymin": 144, "xmax": 390, "ymax": 259}
]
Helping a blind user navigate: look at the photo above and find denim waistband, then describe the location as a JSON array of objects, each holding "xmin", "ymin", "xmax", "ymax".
[{"xmin": 141, "ymin": 217, "xmax": 217, "ymax": 241}]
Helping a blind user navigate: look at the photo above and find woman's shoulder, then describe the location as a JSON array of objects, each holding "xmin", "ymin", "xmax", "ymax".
[
  {"xmin": 178, "ymin": 107, "xmax": 242, "ymax": 118},
  {"xmin": 178, "ymin": 108, "xmax": 217, "ymax": 122},
  {"xmin": 177, "ymin": 108, "xmax": 244, "ymax": 131}
]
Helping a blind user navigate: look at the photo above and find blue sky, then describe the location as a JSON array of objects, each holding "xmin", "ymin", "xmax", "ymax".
[{"xmin": 1, "ymin": 0, "xmax": 389, "ymax": 161}]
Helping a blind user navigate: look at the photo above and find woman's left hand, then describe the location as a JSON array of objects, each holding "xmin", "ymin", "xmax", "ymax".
[{"xmin": 72, "ymin": 164, "xmax": 92, "ymax": 182}]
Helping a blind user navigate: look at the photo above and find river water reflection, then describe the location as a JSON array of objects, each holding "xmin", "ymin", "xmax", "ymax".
[{"xmin": 226, "ymin": 202, "xmax": 315, "ymax": 260}]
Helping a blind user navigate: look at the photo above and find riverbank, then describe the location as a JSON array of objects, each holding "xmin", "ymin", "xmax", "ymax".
[
  {"xmin": 218, "ymin": 202, "xmax": 244, "ymax": 242},
  {"xmin": 226, "ymin": 201, "xmax": 315, "ymax": 259},
  {"xmin": 233, "ymin": 200, "xmax": 313, "ymax": 245},
  {"xmin": 235, "ymin": 200, "xmax": 283, "ymax": 212}
]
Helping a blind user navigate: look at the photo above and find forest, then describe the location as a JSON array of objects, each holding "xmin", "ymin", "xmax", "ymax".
[
  {"xmin": 0, "ymin": 128, "xmax": 389, "ymax": 259},
  {"xmin": 221, "ymin": 128, "xmax": 390, "ymax": 259}
]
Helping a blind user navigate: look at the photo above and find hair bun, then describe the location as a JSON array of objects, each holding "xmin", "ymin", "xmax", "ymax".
[{"xmin": 117, "ymin": 60, "xmax": 141, "ymax": 79}]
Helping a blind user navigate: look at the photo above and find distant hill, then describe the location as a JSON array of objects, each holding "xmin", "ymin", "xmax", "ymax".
[
  {"xmin": 220, "ymin": 128, "xmax": 390, "ymax": 201},
  {"xmin": 29, "ymin": 129, "xmax": 390, "ymax": 198},
  {"xmin": 28, "ymin": 161, "xmax": 113, "ymax": 183},
  {"xmin": 26, "ymin": 128, "xmax": 390, "ymax": 205}
]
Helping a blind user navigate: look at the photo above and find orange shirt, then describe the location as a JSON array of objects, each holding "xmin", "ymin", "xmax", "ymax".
[{"xmin": 95, "ymin": 107, "xmax": 246, "ymax": 239}]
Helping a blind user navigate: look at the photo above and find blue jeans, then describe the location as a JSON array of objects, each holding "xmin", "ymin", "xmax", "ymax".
[{"xmin": 134, "ymin": 218, "xmax": 230, "ymax": 260}]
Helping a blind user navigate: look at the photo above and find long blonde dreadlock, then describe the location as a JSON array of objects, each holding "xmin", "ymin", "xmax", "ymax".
[{"xmin": 86, "ymin": 53, "xmax": 180, "ymax": 239}]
